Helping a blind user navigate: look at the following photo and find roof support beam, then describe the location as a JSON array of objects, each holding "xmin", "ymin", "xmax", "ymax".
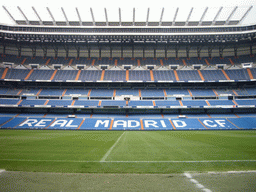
[
  {"xmin": 119, "ymin": 8, "xmax": 122, "ymax": 26},
  {"xmin": 199, "ymin": 7, "xmax": 208, "ymax": 25},
  {"xmin": 46, "ymin": 7, "xmax": 56, "ymax": 25},
  {"xmin": 76, "ymin": 8, "xmax": 82, "ymax": 26},
  {"xmin": 146, "ymin": 8, "xmax": 150, "ymax": 26},
  {"xmin": 159, "ymin": 7, "xmax": 164, "ymax": 26},
  {"xmin": 90, "ymin": 8, "xmax": 95, "ymax": 26},
  {"xmin": 226, "ymin": 6, "xmax": 238, "ymax": 25},
  {"xmin": 2, "ymin": 6, "xmax": 16, "ymax": 24},
  {"xmin": 185, "ymin": 7, "xmax": 193, "ymax": 26},
  {"xmin": 61, "ymin": 7, "xmax": 69, "ymax": 25},
  {"xmin": 133, "ymin": 8, "xmax": 135, "ymax": 26},
  {"xmin": 17, "ymin": 6, "xmax": 29, "ymax": 25},
  {"xmin": 212, "ymin": 7, "xmax": 223, "ymax": 25},
  {"xmin": 32, "ymin": 7, "xmax": 43, "ymax": 25},
  {"xmin": 239, "ymin": 5, "xmax": 253, "ymax": 24},
  {"xmin": 173, "ymin": 7, "xmax": 179, "ymax": 26},
  {"xmin": 104, "ymin": 8, "xmax": 108, "ymax": 26}
]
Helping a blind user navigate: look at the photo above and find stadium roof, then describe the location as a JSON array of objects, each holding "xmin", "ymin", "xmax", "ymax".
[{"xmin": 1, "ymin": 0, "xmax": 256, "ymax": 27}]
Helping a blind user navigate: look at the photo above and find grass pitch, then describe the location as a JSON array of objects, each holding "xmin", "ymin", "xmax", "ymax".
[{"xmin": 0, "ymin": 130, "xmax": 256, "ymax": 173}]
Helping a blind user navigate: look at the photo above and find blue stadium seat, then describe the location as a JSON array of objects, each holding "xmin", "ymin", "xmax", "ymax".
[
  {"xmin": 39, "ymin": 89, "xmax": 64, "ymax": 96},
  {"xmin": 153, "ymin": 70, "xmax": 176, "ymax": 81},
  {"xmin": 5, "ymin": 69, "xmax": 30, "ymax": 79},
  {"xmin": 225, "ymin": 69, "xmax": 250, "ymax": 80},
  {"xmin": 116, "ymin": 89, "xmax": 139, "ymax": 96},
  {"xmin": 104, "ymin": 70, "xmax": 126, "ymax": 81},
  {"xmin": 208, "ymin": 100, "xmax": 235, "ymax": 106},
  {"xmin": 0, "ymin": 99, "xmax": 19, "ymax": 105},
  {"xmin": 200, "ymin": 70, "xmax": 226, "ymax": 81},
  {"xmin": 53, "ymin": 70, "xmax": 78, "ymax": 80},
  {"xmin": 235, "ymin": 99, "xmax": 256, "ymax": 105},
  {"xmin": 141, "ymin": 89, "xmax": 165, "ymax": 97},
  {"xmin": 47, "ymin": 100, "xmax": 72, "ymax": 106},
  {"xmin": 129, "ymin": 70, "xmax": 151, "ymax": 81},
  {"xmin": 73, "ymin": 100, "xmax": 99, "ymax": 106},
  {"xmin": 79, "ymin": 70, "xmax": 102, "ymax": 81},
  {"xmin": 101, "ymin": 100, "xmax": 126, "ymax": 107},
  {"xmin": 90, "ymin": 89, "xmax": 114, "ymax": 97},
  {"xmin": 182, "ymin": 100, "xmax": 207, "ymax": 106},
  {"xmin": 165, "ymin": 89, "xmax": 190, "ymax": 96},
  {"xmin": 176, "ymin": 70, "xmax": 201, "ymax": 81},
  {"xmin": 155, "ymin": 100, "xmax": 180, "ymax": 106},
  {"xmin": 20, "ymin": 100, "xmax": 47, "ymax": 105},
  {"xmin": 28, "ymin": 70, "xmax": 54, "ymax": 80},
  {"xmin": 129, "ymin": 100, "xmax": 153, "ymax": 106},
  {"xmin": 65, "ymin": 89, "xmax": 89, "ymax": 96}
]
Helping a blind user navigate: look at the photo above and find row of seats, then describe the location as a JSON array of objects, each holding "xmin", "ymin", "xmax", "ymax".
[
  {"xmin": 1, "ymin": 87, "xmax": 256, "ymax": 97},
  {"xmin": 1, "ymin": 55, "xmax": 255, "ymax": 66},
  {"xmin": 0, "ymin": 98, "xmax": 255, "ymax": 107},
  {"xmin": 0, "ymin": 68, "xmax": 255, "ymax": 81},
  {"xmin": 1, "ymin": 113, "xmax": 256, "ymax": 119}
]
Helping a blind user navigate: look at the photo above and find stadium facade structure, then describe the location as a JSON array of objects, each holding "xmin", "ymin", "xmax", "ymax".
[{"xmin": 0, "ymin": 6, "xmax": 256, "ymax": 121}]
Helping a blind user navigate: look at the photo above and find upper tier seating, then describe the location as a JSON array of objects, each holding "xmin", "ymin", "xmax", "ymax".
[
  {"xmin": 90, "ymin": 89, "xmax": 114, "ymax": 97},
  {"xmin": 115, "ymin": 89, "xmax": 139, "ymax": 96},
  {"xmin": 53, "ymin": 70, "xmax": 78, "ymax": 81},
  {"xmin": 225, "ymin": 69, "xmax": 250, "ymax": 80},
  {"xmin": 129, "ymin": 70, "xmax": 151, "ymax": 81},
  {"xmin": 78, "ymin": 70, "xmax": 102, "ymax": 81},
  {"xmin": 1, "ymin": 54, "xmax": 255, "ymax": 66},
  {"xmin": 5, "ymin": 69, "xmax": 30, "ymax": 79},
  {"xmin": 39, "ymin": 89, "xmax": 65, "ymax": 96},
  {"xmin": 176, "ymin": 70, "xmax": 201, "ymax": 81},
  {"xmin": 153, "ymin": 71, "xmax": 176, "ymax": 81},
  {"xmin": 0, "ymin": 68, "xmax": 255, "ymax": 81},
  {"xmin": 141, "ymin": 89, "xmax": 165, "ymax": 97},
  {"xmin": 0, "ymin": 99, "xmax": 19, "ymax": 105},
  {"xmin": 28, "ymin": 70, "xmax": 54, "ymax": 80},
  {"xmin": 200, "ymin": 70, "xmax": 226, "ymax": 81},
  {"xmin": 104, "ymin": 70, "xmax": 126, "ymax": 81}
]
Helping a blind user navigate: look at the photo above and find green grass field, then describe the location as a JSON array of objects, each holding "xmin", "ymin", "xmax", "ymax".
[{"xmin": 0, "ymin": 130, "xmax": 256, "ymax": 173}]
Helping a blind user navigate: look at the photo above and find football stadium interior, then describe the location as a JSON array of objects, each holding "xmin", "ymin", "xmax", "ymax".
[
  {"xmin": 0, "ymin": 4, "xmax": 256, "ymax": 131},
  {"xmin": 0, "ymin": 2, "xmax": 256, "ymax": 190}
]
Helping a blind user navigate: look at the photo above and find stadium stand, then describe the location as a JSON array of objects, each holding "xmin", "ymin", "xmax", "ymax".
[{"xmin": 0, "ymin": 9, "xmax": 256, "ymax": 131}]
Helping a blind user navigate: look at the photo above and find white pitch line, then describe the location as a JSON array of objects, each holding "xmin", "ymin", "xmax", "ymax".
[
  {"xmin": 100, "ymin": 132, "xmax": 125, "ymax": 162},
  {"xmin": 184, "ymin": 172, "xmax": 212, "ymax": 192},
  {"xmin": 208, "ymin": 170, "xmax": 256, "ymax": 174},
  {"xmin": 0, "ymin": 159, "xmax": 255, "ymax": 163}
]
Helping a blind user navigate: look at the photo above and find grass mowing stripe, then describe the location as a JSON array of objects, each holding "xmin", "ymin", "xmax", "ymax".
[
  {"xmin": 100, "ymin": 132, "xmax": 125, "ymax": 162},
  {"xmin": 0, "ymin": 159, "xmax": 256, "ymax": 163}
]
